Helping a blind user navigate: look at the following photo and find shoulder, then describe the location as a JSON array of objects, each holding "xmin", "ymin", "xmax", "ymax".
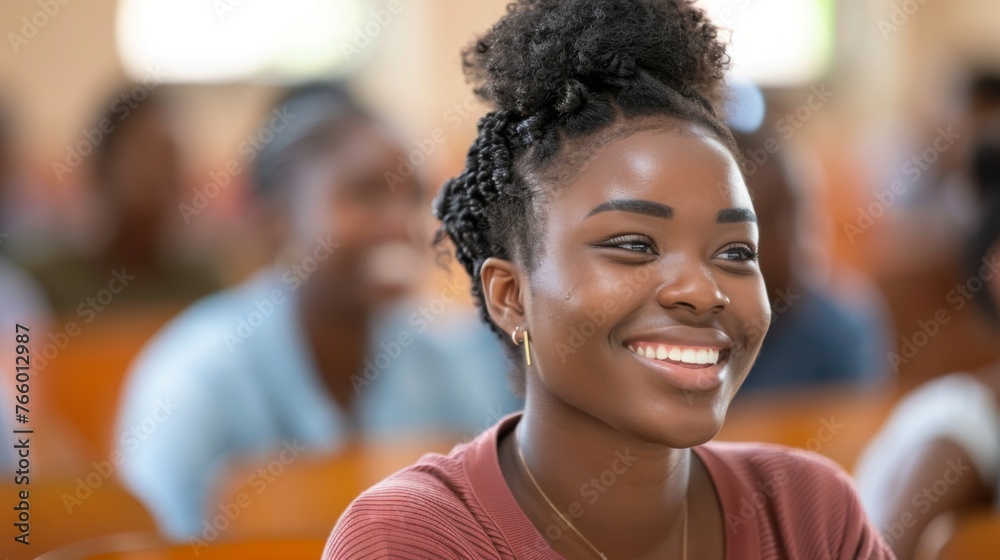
[
  {"xmin": 855, "ymin": 373, "xmax": 1000, "ymax": 511},
  {"xmin": 790, "ymin": 289, "xmax": 872, "ymax": 347},
  {"xmin": 0, "ymin": 257, "xmax": 49, "ymax": 314},
  {"xmin": 339, "ymin": 462, "xmax": 472, "ymax": 523},
  {"xmin": 700, "ymin": 440, "xmax": 855, "ymax": 500},
  {"xmin": 127, "ymin": 272, "xmax": 286, "ymax": 379},
  {"xmin": 118, "ymin": 278, "xmax": 276, "ymax": 420},
  {"xmin": 866, "ymin": 373, "xmax": 999, "ymax": 469},
  {"xmin": 324, "ymin": 454, "xmax": 489, "ymax": 560},
  {"xmin": 699, "ymin": 442, "xmax": 892, "ymax": 558}
]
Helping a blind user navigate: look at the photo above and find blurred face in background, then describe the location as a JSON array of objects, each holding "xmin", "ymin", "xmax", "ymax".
[
  {"xmin": 281, "ymin": 120, "xmax": 425, "ymax": 313},
  {"xmin": 743, "ymin": 159, "xmax": 798, "ymax": 295},
  {"xmin": 100, "ymin": 106, "xmax": 181, "ymax": 247}
]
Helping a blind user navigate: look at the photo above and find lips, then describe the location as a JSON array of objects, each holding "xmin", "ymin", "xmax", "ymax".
[{"xmin": 621, "ymin": 327, "xmax": 733, "ymax": 393}]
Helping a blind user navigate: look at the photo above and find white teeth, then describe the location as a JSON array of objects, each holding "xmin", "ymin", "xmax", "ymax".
[
  {"xmin": 627, "ymin": 343, "xmax": 722, "ymax": 365},
  {"xmin": 696, "ymin": 349, "xmax": 709, "ymax": 365}
]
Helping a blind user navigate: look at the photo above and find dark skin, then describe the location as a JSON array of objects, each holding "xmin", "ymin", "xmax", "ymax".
[
  {"xmin": 267, "ymin": 120, "xmax": 425, "ymax": 410},
  {"xmin": 98, "ymin": 107, "xmax": 181, "ymax": 268},
  {"xmin": 482, "ymin": 121, "xmax": 771, "ymax": 559}
]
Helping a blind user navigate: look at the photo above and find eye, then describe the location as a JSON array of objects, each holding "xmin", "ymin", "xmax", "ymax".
[
  {"xmin": 716, "ymin": 242, "xmax": 759, "ymax": 262},
  {"xmin": 599, "ymin": 234, "xmax": 657, "ymax": 255}
]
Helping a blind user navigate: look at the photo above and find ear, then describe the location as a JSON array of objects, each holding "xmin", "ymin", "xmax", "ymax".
[{"xmin": 480, "ymin": 256, "xmax": 527, "ymax": 337}]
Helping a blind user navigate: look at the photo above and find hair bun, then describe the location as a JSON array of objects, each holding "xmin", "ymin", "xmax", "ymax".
[
  {"xmin": 462, "ymin": 0, "xmax": 729, "ymax": 120},
  {"xmin": 556, "ymin": 79, "xmax": 588, "ymax": 114}
]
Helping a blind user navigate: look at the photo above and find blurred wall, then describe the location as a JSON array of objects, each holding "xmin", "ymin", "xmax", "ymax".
[{"xmin": 3, "ymin": 0, "xmax": 999, "ymax": 187}]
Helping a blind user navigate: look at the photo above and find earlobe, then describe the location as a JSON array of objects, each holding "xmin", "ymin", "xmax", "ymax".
[{"xmin": 479, "ymin": 256, "xmax": 526, "ymax": 335}]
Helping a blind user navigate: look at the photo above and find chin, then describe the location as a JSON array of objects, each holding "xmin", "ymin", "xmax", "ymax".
[{"xmin": 604, "ymin": 386, "xmax": 735, "ymax": 450}]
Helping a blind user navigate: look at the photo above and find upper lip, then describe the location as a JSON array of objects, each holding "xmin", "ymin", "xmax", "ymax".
[{"xmin": 621, "ymin": 326, "xmax": 733, "ymax": 351}]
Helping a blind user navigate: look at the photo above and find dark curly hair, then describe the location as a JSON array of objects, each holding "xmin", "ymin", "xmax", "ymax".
[{"xmin": 432, "ymin": 0, "xmax": 735, "ymax": 393}]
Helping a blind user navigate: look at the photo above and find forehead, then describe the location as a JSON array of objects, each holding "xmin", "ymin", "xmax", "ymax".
[
  {"xmin": 550, "ymin": 124, "xmax": 752, "ymax": 215},
  {"xmin": 295, "ymin": 122, "xmax": 402, "ymax": 180},
  {"xmin": 328, "ymin": 121, "xmax": 401, "ymax": 167}
]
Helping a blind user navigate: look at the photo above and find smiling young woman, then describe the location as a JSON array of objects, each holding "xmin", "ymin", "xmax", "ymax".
[{"xmin": 323, "ymin": 1, "xmax": 893, "ymax": 559}]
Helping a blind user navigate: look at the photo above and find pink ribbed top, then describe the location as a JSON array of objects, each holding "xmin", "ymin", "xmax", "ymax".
[{"xmin": 324, "ymin": 413, "xmax": 893, "ymax": 559}]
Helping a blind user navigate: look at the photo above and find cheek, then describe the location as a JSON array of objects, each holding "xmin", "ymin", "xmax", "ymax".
[
  {"xmin": 297, "ymin": 192, "xmax": 367, "ymax": 248},
  {"xmin": 728, "ymin": 277, "xmax": 772, "ymax": 357},
  {"xmin": 528, "ymin": 254, "xmax": 637, "ymax": 363},
  {"xmin": 330, "ymin": 204, "xmax": 370, "ymax": 243}
]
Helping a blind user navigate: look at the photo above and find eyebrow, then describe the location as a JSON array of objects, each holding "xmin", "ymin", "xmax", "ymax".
[
  {"xmin": 717, "ymin": 208, "xmax": 758, "ymax": 223},
  {"xmin": 585, "ymin": 198, "xmax": 758, "ymax": 224},
  {"xmin": 585, "ymin": 199, "xmax": 673, "ymax": 219}
]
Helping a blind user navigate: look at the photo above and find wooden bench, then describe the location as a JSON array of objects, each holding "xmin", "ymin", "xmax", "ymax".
[
  {"xmin": 36, "ymin": 533, "xmax": 325, "ymax": 560},
  {"xmin": 0, "ymin": 480, "xmax": 155, "ymax": 560},
  {"xmin": 934, "ymin": 509, "xmax": 1000, "ymax": 560}
]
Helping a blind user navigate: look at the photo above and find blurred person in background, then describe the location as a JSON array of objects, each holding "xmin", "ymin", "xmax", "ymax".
[
  {"xmin": 906, "ymin": 70, "xmax": 1000, "ymax": 221},
  {"xmin": 23, "ymin": 85, "xmax": 218, "ymax": 312},
  {"xmin": 732, "ymin": 128, "xmax": 894, "ymax": 394},
  {"xmin": 854, "ymin": 119, "xmax": 1000, "ymax": 559},
  {"xmin": 114, "ymin": 81, "xmax": 521, "ymax": 540}
]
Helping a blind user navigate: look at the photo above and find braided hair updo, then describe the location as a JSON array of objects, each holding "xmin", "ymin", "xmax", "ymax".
[{"xmin": 432, "ymin": 0, "xmax": 736, "ymax": 391}]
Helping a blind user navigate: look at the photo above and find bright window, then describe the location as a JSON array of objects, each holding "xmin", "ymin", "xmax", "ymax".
[
  {"xmin": 116, "ymin": 0, "xmax": 370, "ymax": 83},
  {"xmin": 699, "ymin": 0, "xmax": 835, "ymax": 86}
]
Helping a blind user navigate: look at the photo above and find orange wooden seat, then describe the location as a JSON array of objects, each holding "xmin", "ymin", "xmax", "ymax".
[
  {"xmin": 24, "ymin": 442, "xmax": 450, "ymax": 559},
  {"xmin": 0, "ymin": 480, "xmax": 156, "ymax": 560},
  {"xmin": 202, "ymin": 439, "xmax": 454, "ymax": 540},
  {"xmin": 37, "ymin": 305, "xmax": 181, "ymax": 466},
  {"xmin": 91, "ymin": 540, "xmax": 325, "ymax": 560},
  {"xmin": 36, "ymin": 533, "xmax": 325, "ymax": 560},
  {"xmin": 716, "ymin": 389, "xmax": 896, "ymax": 470},
  {"xmin": 936, "ymin": 509, "xmax": 1000, "ymax": 560}
]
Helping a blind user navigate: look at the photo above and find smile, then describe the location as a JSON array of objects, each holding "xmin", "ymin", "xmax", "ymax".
[{"xmin": 626, "ymin": 343, "xmax": 721, "ymax": 366}]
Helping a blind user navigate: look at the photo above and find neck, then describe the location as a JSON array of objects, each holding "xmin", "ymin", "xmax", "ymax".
[
  {"xmin": 298, "ymin": 288, "xmax": 372, "ymax": 409},
  {"xmin": 508, "ymin": 387, "xmax": 690, "ymax": 558},
  {"xmin": 106, "ymin": 224, "xmax": 161, "ymax": 267}
]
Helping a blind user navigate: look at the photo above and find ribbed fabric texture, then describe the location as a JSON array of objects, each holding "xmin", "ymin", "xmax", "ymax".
[{"xmin": 324, "ymin": 413, "xmax": 894, "ymax": 559}]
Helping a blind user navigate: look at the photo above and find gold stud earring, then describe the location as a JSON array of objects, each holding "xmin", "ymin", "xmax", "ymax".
[{"xmin": 512, "ymin": 326, "xmax": 532, "ymax": 366}]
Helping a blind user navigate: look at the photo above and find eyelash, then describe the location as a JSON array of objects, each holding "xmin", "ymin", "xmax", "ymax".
[
  {"xmin": 604, "ymin": 234, "xmax": 657, "ymax": 255},
  {"xmin": 600, "ymin": 236, "xmax": 759, "ymax": 263},
  {"xmin": 718, "ymin": 243, "xmax": 759, "ymax": 262}
]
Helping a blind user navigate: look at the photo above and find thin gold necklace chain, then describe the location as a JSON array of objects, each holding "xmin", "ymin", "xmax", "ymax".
[{"xmin": 515, "ymin": 434, "xmax": 688, "ymax": 560}]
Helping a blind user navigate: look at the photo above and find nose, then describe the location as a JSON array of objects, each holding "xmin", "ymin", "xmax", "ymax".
[{"xmin": 654, "ymin": 257, "xmax": 729, "ymax": 316}]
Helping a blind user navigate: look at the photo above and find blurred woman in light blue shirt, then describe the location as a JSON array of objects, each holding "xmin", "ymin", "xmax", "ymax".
[{"xmin": 114, "ymin": 83, "xmax": 521, "ymax": 540}]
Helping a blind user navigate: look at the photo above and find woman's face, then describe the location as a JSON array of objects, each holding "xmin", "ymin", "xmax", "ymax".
[
  {"xmin": 285, "ymin": 121, "xmax": 425, "ymax": 309},
  {"xmin": 523, "ymin": 122, "xmax": 770, "ymax": 447}
]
